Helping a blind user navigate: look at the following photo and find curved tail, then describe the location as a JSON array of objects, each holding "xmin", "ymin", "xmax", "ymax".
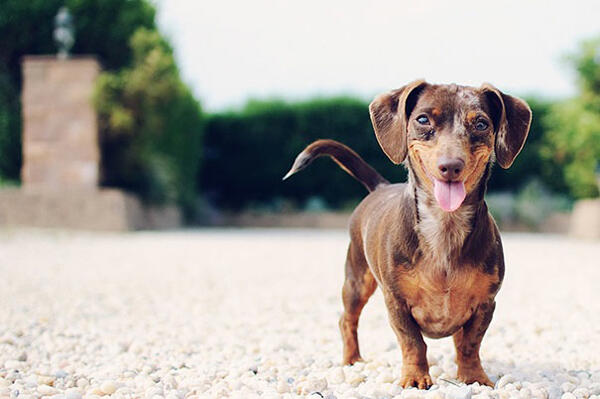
[{"xmin": 282, "ymin": 139, "xmax": 389, "ymax": 192}]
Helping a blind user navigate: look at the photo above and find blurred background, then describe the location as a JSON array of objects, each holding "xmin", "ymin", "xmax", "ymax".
[{"xmin": 1, "ymin": 0, "xmax": 600, "ymax": 237}]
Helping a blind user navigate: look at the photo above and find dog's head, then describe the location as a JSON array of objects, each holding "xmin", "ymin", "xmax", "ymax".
[{"xmin": 369, "ymin": 80, "xmax": 531, "ymax": 212}]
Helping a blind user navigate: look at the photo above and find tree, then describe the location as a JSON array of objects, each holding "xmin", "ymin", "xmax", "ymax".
[
  {"xmin": 542, "ymin": 37, "xmax": 600, "ymax": 198},
  {"xmin": 94, "ymin": 28, "xmax": 203, "ymax": 217}
]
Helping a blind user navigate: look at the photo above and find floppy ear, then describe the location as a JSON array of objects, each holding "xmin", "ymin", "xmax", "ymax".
[
  {"xmin": 481, "ymin": 83, "xmax": 532, "ymax": 169},
  {"xmin": 369, "ymin": 80, "xmax": 428, "ymax": 164}
]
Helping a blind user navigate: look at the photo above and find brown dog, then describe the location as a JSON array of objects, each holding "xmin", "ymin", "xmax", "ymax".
[{"xmin": 283, "ymin": 80, "xmax": 531, "ymax": 389}]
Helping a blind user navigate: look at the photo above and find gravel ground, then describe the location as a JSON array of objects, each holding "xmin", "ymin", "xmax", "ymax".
[{"xmin": 1, "ymin": 229, "xmax": 599, "ymax": 399}]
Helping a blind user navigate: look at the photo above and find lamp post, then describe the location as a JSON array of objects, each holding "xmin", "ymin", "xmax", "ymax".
[{"xmin": 54, "ymin": 6, "xmax": 74, "ymax": 59}]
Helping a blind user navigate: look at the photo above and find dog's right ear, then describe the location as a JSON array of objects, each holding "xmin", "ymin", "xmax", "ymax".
[{"xmin": 369, "ymin": 80, "xmax": 428, "ymax": 164}]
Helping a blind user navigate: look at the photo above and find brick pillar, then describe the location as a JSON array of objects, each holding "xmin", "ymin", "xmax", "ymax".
[{"xmin": 21, "ymin": 56, "xmax": 100, "ymax": 190}]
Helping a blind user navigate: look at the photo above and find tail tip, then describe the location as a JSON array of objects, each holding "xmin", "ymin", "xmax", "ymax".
[
  {"xmin": 282, "ymin": 153, "xmax": 309, "ymax": 181},
  {"xmin": 282, "ymin": 169, "xmax": 295, "ymax": 181}
]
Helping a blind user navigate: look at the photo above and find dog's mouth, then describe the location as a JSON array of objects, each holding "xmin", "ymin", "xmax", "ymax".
[
  {"xmin": 432, "ymin": 179, "xmax": 466, "ymax": 212},
  {"xmin": 415, "ymin": 154, "xmax": 467, "ymax": 212}
]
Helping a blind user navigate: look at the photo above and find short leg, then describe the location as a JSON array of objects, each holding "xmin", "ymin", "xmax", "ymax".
[
  {"xmin": 383, "ymin": 293, "xmax": 432, "ymax": 389},
  {"xmin": 453, "ymin": 301, "xmax": 496, "ymax": 386},
  {"xmin": 339, "ymin": 243, "xmax": 377, "ymax": 365}
]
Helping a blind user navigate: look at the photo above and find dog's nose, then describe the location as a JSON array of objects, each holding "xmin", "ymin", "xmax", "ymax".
[{"xmin": 437, "ymin": 157, "xmax": 465, "ymax": 180}]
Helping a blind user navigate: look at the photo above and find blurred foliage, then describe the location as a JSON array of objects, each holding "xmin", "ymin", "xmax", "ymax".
[
  {"xmin": 94, "ymin": 28, "xmax": 203, "ymax": 217},
  {"xmin": 487, "ymin": 179, "xmax": 572, "ymax": 230},
  {"xmin": 201, "ymin": 96, "xmax": 554, "ymax": 210},
  {"xmin": 201, "ymin": 97, "xmax": 403, "ymax": 210},
  {"xmin": 542, "ymin": 37, "xmax": 600, "ymax": 199},
  {"xmin": 491, "ymin": 97, "xmax": 567, "ymax": 192},
  {"xmin": 0, "ymin": 0, "xmax": 155, "ymax": 180},
  {"xmin": 0, "ymin": 71, "xmax": 20, "ymax": 181}
]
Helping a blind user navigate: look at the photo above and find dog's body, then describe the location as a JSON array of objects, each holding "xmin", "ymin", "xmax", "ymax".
[{"xmin": 284, "ymin": 81, "xmax": 531, "ymax": 389}]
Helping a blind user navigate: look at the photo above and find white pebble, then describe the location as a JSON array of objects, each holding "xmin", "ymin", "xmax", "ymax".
[
  {"xmin": 504, "ymin": 383, "xmax": 518, "ymax": 391},
  {"xmin": 76, "ymin": 379, "xmax": 89, "ymax": 389},
  {"xmin": 308, "ymin": 377, "xmax": 328, "ymax": 392},
  {"xmin": 376, "ymin": 370, "xmax": 394, "ymax": 384},
  {"xmin": 562, "ymin": 383, "xmax": 576, "ymax": 393},
  {"xmin": 446, "ymin": 385, "xmax": 472, "ymax": 399},
  {"xmin": 426, "ymin": 390, "xmax": 446, "ymax": 399},
  {"xmin": 55, "ymin": 370, "xmax": 68, "ymax": 379},
  {"xmin": 146, "ymin": 387, "xmax": 163, "ymax": 397},
  {"xmin": 327, "ymin": 368, "xmax": 345, "ymax": 385},
  {"xmin": 38, "ymin": 384, "xmax": 58, "ymax": 395},
  {"xmin": 276, "ymin": 380, "xmax": 289, "ymax": 393},
  {"xmin": 100, "ymin": 380, "xmax": 117, "ymax": 395},
  {"xmin": 573, "ymin": 388, "xmax": 590, "ymax": 398},
  {"xmin": 38, "ymin": 376, "xmax": 55, "ymax": 385},
  {"xmin": 401, "ymin": 388, "xmax": 425, "ymax": 399},
  {"xmin": 561, "ymin": 394, "xmax": 576, "ymax": 399},
  {"xmin": 88, "ymin": 387, "xmax": 104, "ymax": 396},
  {"xmin": 5, "ymin": 360, "xmax": 24, "ymax": 370},
  {"xmin": 520, "ymin": 388, "xmax": 532, "ymax": 399},
  {"xmin": 429, "ymin": 366, "xmax": 443, "ymax": 379},
  {"xmin": 496, "ymin": 375, "xmax": 514, "ymax": 389},
  {"xmin": 344, "ymin": 370, "xmax": 365, "ymax": 386},
  {"xmin": 65, "ymin": 388, "xmax": 83, "ymax": 399}
]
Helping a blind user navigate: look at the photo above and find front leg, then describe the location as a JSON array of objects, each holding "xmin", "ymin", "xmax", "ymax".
[
  {"xmin": 453, "ymin": 300, "xmax": 495, "ymax": 386},
  {"xmin": 383, "ymin": 293, "xmax": 432, "ymax": 389}
]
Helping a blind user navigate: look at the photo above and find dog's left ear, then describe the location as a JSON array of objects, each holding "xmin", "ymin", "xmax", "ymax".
[{"xmin": 481, "ymin": 83, "xmax": 532, "ymax": 169}]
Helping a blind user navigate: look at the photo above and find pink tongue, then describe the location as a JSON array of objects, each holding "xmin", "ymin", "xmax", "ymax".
[{"xmin": 433, "ymin": 180, "xmax": 466, "ymax": 212}]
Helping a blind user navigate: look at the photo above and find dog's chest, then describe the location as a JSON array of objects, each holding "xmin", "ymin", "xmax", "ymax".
[{"xmin": 396, "ymin": 263, "xmax": 495, "ymax": 338}]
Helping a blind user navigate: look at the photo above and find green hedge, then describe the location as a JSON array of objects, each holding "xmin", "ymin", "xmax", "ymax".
[{"xmin": 200, "ymin": 96, "xmax": 558, "ymax": 211}]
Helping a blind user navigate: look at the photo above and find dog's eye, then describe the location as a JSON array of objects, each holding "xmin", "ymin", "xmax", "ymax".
[
  {"xmin": 475, "ymin": 120, "xmax": 489, "ymax": 131},
  {"xmin": 416, "ymin": 115, "xmax": 429, "ymax": 125}
]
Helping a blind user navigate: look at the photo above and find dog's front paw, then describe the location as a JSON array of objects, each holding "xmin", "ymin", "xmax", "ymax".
[
  {"xmin": 342, "ymin": 353, "xmax": 364, "ymax": 365},
  {"xmin": 400, "ymin": 365, "xmax": 432, "ymax": 389},
  {"xmin": 457, "ymin": 366, "xmax": 493, "ymax": 386}
]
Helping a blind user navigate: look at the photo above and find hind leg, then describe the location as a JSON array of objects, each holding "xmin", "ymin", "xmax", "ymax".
[{"xmin": 339, "ymin": 242, "xmax": 377, "ymax": 365}]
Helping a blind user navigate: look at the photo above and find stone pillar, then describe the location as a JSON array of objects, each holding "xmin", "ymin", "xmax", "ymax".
[
  {"xmin": 570, "ymin": 199, "xmax": 600, "ymax": 240},
  {"xmin": 0, "ymin": 56, "xmax": 181, "ymax": 230},
  {"xmin": 21, "ymin": 56, "xmax": 100, "ymax": 190}
]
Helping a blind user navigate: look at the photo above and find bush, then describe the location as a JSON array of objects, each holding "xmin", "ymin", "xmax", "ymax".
[
  {"xmin": 541, "ymin": 37, "xmax": 600, "ymax": 199},
  {"xmin": 94, "ymin": 28, "xmax": 203, "ymax": 218},
  {"xmin": 490, "ymin": 97, "xmax": 567, "ymax": 193},
  {"xmin": 201, "ymin": 97, "xmax": 407, "ymax": 210}
]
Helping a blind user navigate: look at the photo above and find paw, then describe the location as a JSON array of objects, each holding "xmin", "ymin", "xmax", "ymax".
[
  {"xmin": 457, "ymin": 367, "xmax": 493, "ymax": 387},
  {"xmin": 400, "ymin": 366, "xmax": 432, "ymax": 389},
  {"xmin": 342, "ymin": 354, "xmax": 364, "ymax": 365}
]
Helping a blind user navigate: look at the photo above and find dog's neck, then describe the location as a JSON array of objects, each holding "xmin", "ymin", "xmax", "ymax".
[{"xmin": 407, "ymin": 163, "xmax": 491, "ymax": 273}]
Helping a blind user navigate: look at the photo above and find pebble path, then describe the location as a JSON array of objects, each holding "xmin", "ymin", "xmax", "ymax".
[{"xmin": 0, "ymin": 229, "xmax": 599, "ymax": 399}]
